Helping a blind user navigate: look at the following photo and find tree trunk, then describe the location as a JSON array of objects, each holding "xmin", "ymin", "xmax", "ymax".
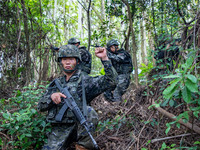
[
  {"xmin": 122, "ymin": 0, "xmax": 139, "ymax": 87},
  {"xmin": 125, "ymin": 27, "xmax": 131, "ymax": 51},
  {"xmin": 87, "ymin": 0, "xmax": 92, "ymax": 51},
  {"xmin": 64, "ymin": 0, "xmax": 67, "ymax": 42},
  {"xmin": 101, "ymin": 0, "xmax": 105, "ymax": 20},
  {"xmin": 148, "ymin": 30, "xmax": 156, "ymax": 65},
  {"xmin": 41, "ymin": 48, "xmax": 49, "ymax": 81},
  {"xmin": 16, "ymin": 5, "xmax": 21, "ymax": 77},
  {"xmin": 140, "ymin": 17, "xmax": 148, "ymax": 65},
  {"xmin": 78, "ymin": 2, "xmax": 83, "ymax": 39},
  {"xmin": 21, "ymin": 0, "xmax": 31, "ymax": 85}
]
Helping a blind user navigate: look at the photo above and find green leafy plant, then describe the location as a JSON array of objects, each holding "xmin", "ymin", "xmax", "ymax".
[
  {"xmin": 97, "ymin": 116, "xmax": 127, "ymax": 132},
  {"xmin": 0, "ymin": 85, "xmax": 51, "ymax": 149},
  {"xmin": 162, "ymin": 55, "xmax": 200, "ymax": 134},
  {"xmin": 139, "ymin": 62, "xmax": 154, "ymax": 77}
]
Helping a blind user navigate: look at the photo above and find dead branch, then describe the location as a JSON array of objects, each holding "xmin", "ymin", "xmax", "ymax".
[
  {"xmin": 0, "ymin": 132, "xmax": 10, "ymax": 140},
  {"xmin": 151, "ymin": 99, "xmax": 200, "ymax": 135},
  {"xmin": 151, "ymin": 133, "xmax": 195, "ymax": 143}
]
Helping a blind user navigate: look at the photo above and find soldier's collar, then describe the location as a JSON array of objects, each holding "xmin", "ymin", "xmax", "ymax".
[{"xmin": 64, "ymin": 69, "xmax": 82, "ymax": 82}]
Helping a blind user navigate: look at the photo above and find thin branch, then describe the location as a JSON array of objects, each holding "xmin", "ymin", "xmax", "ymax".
[
  {"xmin": 0, "ymin": 132, "xmax": 10, "ymax": 140},
  {"xmin": 176, "ymin": 0, "xmax": 187, "ymax": 25},
  {"xmin": 137, "ymin": 112, "xmax": 154, "ymax": 150},
  {"xmin": 77, "ymin": 0, "xmax": 87, "ymax": 11},
  {"xmin": 150, "ymin": 99, "xmax": 200, "ymax": 135},
  {"xmin": 151, "ymin": 133, "xmax": 195, "ymax": 143},
  {"xmin": 91, "ymin": 4, "xmax": 103, "ymax": 22}
]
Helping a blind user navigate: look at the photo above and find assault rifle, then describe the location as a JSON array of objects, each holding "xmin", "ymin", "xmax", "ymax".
[
  {"xmin": 91, "ymin": 44, "xmax": 102, "ymax": 48},
  {"xmin": 54, "ymin": 79, "xmax": 99, "ymax": 150}
]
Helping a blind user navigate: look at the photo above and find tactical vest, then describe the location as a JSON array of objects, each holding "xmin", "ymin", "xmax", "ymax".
[
  {"xmin": 111, "ymin": 49, "xmax": 133, "ymax": 74},
  {"xmin": 46, "ymin": 74, "xmax": 84, "ymax": 124}
]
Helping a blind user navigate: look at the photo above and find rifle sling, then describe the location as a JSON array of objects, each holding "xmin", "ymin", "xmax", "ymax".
[
  {"xmin": 82, "ymin": 75, "xmax": 87, "ymax": 118},
  {"xmin": 55, "ymin": 74, "xmax": 88, "ymax": 122}
]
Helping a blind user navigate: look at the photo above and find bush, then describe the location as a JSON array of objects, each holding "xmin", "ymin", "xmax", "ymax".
[{"xmin": 0, "ymin": 85, "xmax": 51, "ymax": 150}]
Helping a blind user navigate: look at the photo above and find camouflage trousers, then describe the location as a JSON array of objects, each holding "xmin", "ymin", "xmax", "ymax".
[
  {"xmin": 42, "ymin": 106, "xmax": 98, "ymax": 150},
  {"xmin": 104, "ymin": 74, "xmax": 130, "ymax": 102}
]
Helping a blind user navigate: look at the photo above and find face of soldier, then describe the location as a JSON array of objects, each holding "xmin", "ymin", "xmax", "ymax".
[
  {"xmin": 74, "ymin": 43, "xmax": 80, "ymax": 48},
  {"xmin": 61, "ymin": 57, "xmax": 77, "ymax": 71},
  {"xmin": 110, "ymin": 45, "xmax": 119, "ymax": 53}
]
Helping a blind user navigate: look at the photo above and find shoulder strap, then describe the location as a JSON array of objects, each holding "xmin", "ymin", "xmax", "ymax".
[{"xmin": 81, "ymin": 74, "xmax": 87, "ymax": 118}]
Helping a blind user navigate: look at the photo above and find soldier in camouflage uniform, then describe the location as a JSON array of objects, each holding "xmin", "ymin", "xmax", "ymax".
[
  {"xmin": 38, "ymin": 44, "xmax": 117, "ymax": 150},
  {"xmin": 68, "ymin": 38, "xmax": 92, "ymax": 74},
  {"xmin": 104, "ymin": 39, "xmax": 133, "ymax": 102}
]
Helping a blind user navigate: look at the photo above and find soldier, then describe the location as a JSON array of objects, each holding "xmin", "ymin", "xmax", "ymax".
[
  {"xmin": 154, "ymin": 38, "xmax": 180, "ymax": 71},
  {"xmin": 38, "ymin": 44, "xmax": 117, "ymax": 150},
  {"xmin": 104, "ymin": 39, "xmax": 133, "ymax": 102},
  {"xmin": 68, "ymin": 37, "xmax": 92, "ymax": 74}
]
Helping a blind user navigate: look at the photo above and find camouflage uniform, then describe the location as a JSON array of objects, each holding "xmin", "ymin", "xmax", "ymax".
[
  {"xmin": 104, "ymin": 39, "xmax": 133, "ymax": 102},
  {"xmin": 79, "ymin": 46, "xmax": 92, "ymax": 74},
  {"xmin": 68, "ymin": 38, "xmax": 92, "ymax": 74},
  {"xmin": 38, "ymin": 45, "xmax": 117, "ymax": 150}
]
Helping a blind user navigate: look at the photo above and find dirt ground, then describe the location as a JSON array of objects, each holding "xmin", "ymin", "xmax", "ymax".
[{"xmin": 91, "ymin": 83, "xmax": 200, "ymax": 150}]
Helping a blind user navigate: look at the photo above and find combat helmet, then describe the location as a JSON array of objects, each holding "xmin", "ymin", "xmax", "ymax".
[
  {"xmin": 58, "ymin": 44, "xmax": 81, "ymax": 73},
  {"xmin": 68, "ymin": 37, "xmax": 80, "ymax": 45},
  {"xmin": 106, "ymin": 39, "xmax": 120, "ymax": 48}
]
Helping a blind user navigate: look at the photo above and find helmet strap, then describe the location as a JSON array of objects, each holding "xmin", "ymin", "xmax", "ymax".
[{"xmin": 114, "ymin": 45, "xmax": 119, "ymax": 53}]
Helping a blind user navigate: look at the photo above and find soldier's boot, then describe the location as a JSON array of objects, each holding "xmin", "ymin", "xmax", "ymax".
[
  {"xmin": 113, "ymin": 91, "xmax": 122, "ymax": 102},
  {"xmin": 75, "ymin": 144, "xmax": 88, "ymax": 150},
  {"xmin": 103, "ymin": 91, "xmax": 114, "ymax": 102}
]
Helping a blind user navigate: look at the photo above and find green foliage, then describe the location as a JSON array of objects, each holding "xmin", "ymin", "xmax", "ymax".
[
  {"xmin": 139, "ymin": 62, "xmax": 153, "ymax": 77},
  {"xmin": 162, "ymin": 54, "xmax": 200, "ymax": 134},
  {"xmin": 0, "ymin": 85, "xmax": 51, "ymax": 149},
  {"xmin": 160, "ymin": 143, "xmax": 176, "ymax": 150},
  {"xmin": 97, "ymin": 116, "xmax": 127, "ymax": 132},
  {"xmin": 138, "ymin": 62, "xmax": 154, "ymax": 84}
]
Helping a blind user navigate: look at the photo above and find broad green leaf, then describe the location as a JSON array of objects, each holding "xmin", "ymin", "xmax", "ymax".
[
  {"xmin": 193, "ymin": 111, "xmax": 199, "ymax": 118},
  {"xmin": 163, "ymin": 75, "xmax": 180, "ymax": 79},
  {"xmin": 163, "ymin": 78, "xmax": 181, "ymax": 95},
  {"xmin": 15, "ymin": 126, "xmax": 19, "ymax": 130},
  {"xmin": 194, "ymin": 141, "xmax": 200, "ymax": 145},
  {"xmin": 190, "ymin": 107, "xmax": 200, "ymax": 111},
  {"xmin": 171, "ymin": 144, "xmax": 176, "ymax": 147},
  {"xmin": 185, "ymin": 79, "xmax": 198, "ymax": 93},
  {"xmin": 162, "ymin": 143, "xmax": 167, "ymax": 148},
  {"xmin": 186, "ymin": 74, "xmax": 197, "ymax": 83},
  {"xmin": 0, "ymin": 138, "xmax": 2, "ymax": 146},
  {"xmin": 186, "ymin": 56, "xmax": 193, "ymax": 68},
  {"xmin": 31, "ymin": 109, "xmax": 37, "ymax": 114},
  {"xmin": 163, "ymin": 87, "xmax": 177, "ymax": 99},
  {"xmin": 19, "ymin": 134, "xmax": 25, "ymax": 140},
  {"xmin": 176, "ymin": 123, "xmax": 180, "ymax": 128},
  {"xmin": 182, "ymin": 111, "xmax": 189, "ymax": 121},
  {"xmin": 3, "ymin": 113, "xmax": 10, "ymax": 119},
  {"xmin": 169, "ymin": 100, "xmax": 175, "ymax": 107},
  {"xmin": 25, "ymin": 134, "xmax": 32, "ymax": 137},
  {"xmin": 182, "ymin": 87, "xmax": 191, "ymax": 103},
  {"xmin": 165, "ymin": 123, "xmax": 171, "ymax": 135},
  {"xmin": 16, "ymin": 90, "xmax": 21, "ymax": 97},
  {"xmin": 161, "ymin": 99, "xmax": 169, "ymax": 107}
]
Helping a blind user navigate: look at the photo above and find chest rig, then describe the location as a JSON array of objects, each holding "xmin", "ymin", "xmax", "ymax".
[{"xmin": 47, "ymin": 71, "xmax": 87, "ymax": 123}]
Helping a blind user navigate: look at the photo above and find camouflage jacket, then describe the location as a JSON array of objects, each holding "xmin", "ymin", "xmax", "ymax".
[
  {"xmin": 38, "ymin": 60, "xmax": 117, "ymax": 123},
  {"xmin": 107, "ymin": 48, "xmax": 133, "ymax": 74},
  {"xmin": 79, "ymin": 46, "xmax": 92, "ymax": 74}
]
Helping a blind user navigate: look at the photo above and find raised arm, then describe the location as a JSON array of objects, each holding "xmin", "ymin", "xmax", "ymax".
[{"xmin": 84, "ymin": 47, "xmax": 118, "ymax": 102}]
